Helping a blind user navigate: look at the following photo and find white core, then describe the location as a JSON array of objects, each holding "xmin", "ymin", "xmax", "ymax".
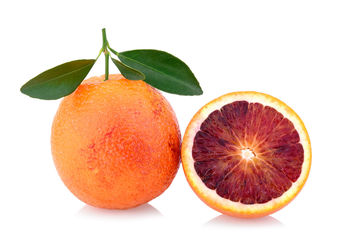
[{"xmin": 241, "ymin": 148, "xmax": 255, "ymax": 160}]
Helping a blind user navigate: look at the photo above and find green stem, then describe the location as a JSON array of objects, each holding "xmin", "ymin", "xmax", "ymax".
[
  {"xmin": 96, "ymin": 48, "xmax": 103, "ymax": 59},
  {"xmin": 104, "ymin": 50, "xmax": 109, "ymax": 80},
  {"xmin": 102, "ymin": 28, "xmax": 108, "ymax": 48},
  {"xmin": 102, "ymin": 28, "xmax": 109, "ymax": 80},
  {"xmin": 108, "ymin": 45, "xmax": 119, "ymax": 56}
]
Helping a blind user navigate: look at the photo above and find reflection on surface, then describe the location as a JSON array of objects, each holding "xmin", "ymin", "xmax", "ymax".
[
  {"xmin": 77, "ymin": 203, "xmax": 163, "ymax": 219},
  {"xmin": 205, "ymin": 214, "xmax": 283, "ymax": 227}
]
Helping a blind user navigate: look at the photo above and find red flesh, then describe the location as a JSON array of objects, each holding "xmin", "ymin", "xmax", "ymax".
[{"xmin": 192, "ymin": 101, "xmax": 304, "ymax": 204}]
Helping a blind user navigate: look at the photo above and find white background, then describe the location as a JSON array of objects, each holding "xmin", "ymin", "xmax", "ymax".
[{"xmin": 1, "ymin": 0, "xmax": 349, "ymax": 251}]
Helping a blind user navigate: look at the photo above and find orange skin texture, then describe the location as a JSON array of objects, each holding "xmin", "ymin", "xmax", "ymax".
[{"xmin": 51, "ymin": 74, "xmax": 181, "ymax": 209}]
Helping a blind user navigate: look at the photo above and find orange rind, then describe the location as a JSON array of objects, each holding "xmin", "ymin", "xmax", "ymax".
[{"xmin": 182, "ymin": 91, "xmax": 311, "ymax": 218}]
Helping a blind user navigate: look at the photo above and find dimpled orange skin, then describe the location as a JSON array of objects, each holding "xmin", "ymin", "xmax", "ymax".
[{"xmin": 51, "ymin": 74, "xmax": 181, "ymax": 209}]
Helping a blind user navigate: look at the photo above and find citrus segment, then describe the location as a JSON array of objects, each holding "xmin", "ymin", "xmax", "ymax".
[{"xmin": 182, "ymin": 92, "xmax": 311, "ymax": 218}]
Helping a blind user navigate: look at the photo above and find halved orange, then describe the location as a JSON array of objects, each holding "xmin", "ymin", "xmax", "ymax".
[{"xmin": 181, "ymin": 91, "xmax": 311, "ymax": 218}]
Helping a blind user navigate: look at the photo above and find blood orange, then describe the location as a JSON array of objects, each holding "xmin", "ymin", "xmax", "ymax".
[
  {"xmin": 51, "ymin": 74, "xmax": 180, "ymax": 209},
  {"xmin": 181, "ymin": 91, "xmax": 311, "ymax": 218}
]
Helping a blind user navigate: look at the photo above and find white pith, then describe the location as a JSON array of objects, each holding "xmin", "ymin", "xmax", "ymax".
[
  {"xmin": 182, "ymin": 92, "xmax": 312, "ymax": 216},
  {"xmin": 241, "ymin": 148, "xmax": 255, "ymax": 160}
]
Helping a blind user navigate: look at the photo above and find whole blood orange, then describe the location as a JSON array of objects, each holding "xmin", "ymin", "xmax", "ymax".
[
  {"xmin": 51, "ymin": 74, "xmax": 180, "ymax": 209},
  {"xmin": 182, "ymin": 91, "xmax": 311, "ymax": 218}
]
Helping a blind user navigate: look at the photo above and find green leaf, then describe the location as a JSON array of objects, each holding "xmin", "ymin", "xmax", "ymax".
[
  {"xmin": 111, "ymin": 57, "xmax": 145, "ymax": 80},
  {"xmin": 117, "ymin": 50, "xmax": 202, "ymax": 95},
  {"xmin": 20, "ymin": 59, "xmax": 95, "ymax": 100}
]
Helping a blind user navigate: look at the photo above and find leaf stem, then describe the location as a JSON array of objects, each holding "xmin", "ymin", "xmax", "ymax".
[
  {"xmin": 102, "ymin": 28, "xmax": 110, "ymax": 80},
  {"xmin": 108, "ymin": 45, "xmax": 119, "ymax": 56},
  {"xmin": 96, "ymin": 48, "xmax": 103, "ymax": 59}
]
